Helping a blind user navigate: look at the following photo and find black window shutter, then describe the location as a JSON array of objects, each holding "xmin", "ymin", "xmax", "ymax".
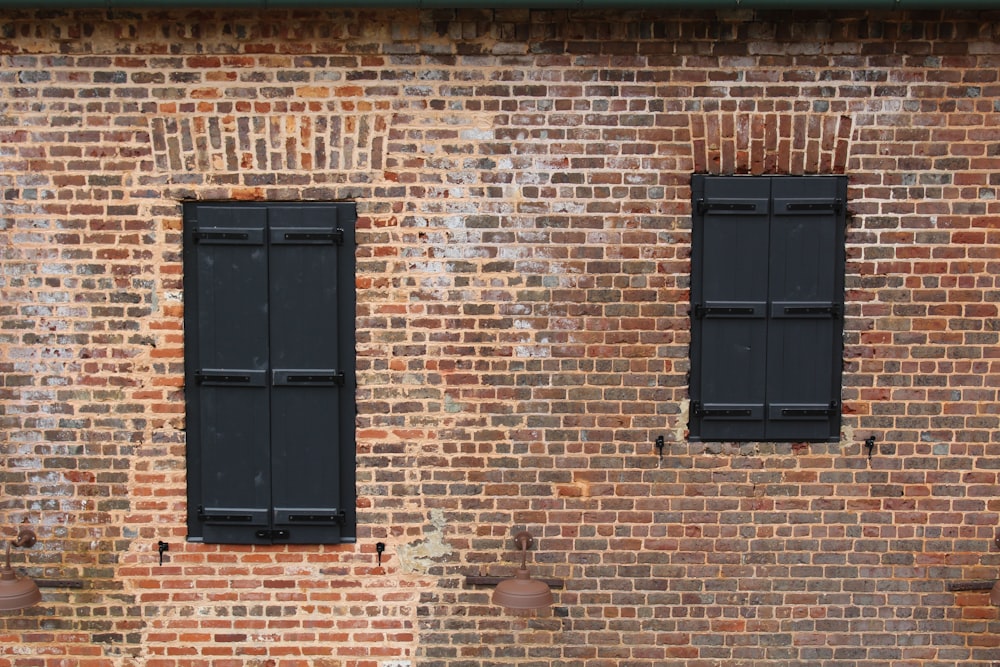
[
  {"xmin": 184, "ymin": 206, "xmax": 272, "ymax": 543},
  {"xmin": 185, "ymin": 202, "xmax": 356, "ymax": 544},
  {"xmin": 268, "ymin": 205, "xmax": 351, "ymax": 544},
  {"xmin": 690, "ymin": 176, "xmax": 771, "ymax": 441},
  {"xmin": 690, "ymin": 175, "xmax": 845, "ymax": 443},
  {"xmin": 765, "ymin": 177, "xmax": 846, "ymax": 442}
]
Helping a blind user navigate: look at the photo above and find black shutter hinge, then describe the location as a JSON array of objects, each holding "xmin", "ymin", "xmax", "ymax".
[
  {"xmin": 193, "ymin": 230, "xmax": 250, "ymax": 242},
  {"xmin": 780, "ymin": 401, "xmax": 840, "ymax": 418},
  {"xmin": 196, "ymin": 371, "xmax": 251, "ymax": 384},
  {"xmin": 281, "ymin": 371, "xmax": 345, "ymax": 386},
  {"xmin": 285, "ymin": 510, "xmax": 347, "ymax": 524},
  {"xmin": 692, "ymin": 402, "xmax": 753, "ymax": 418},
  {"xmin": 781, "ymin": 304, "xmax": 842, "ymax": 318},
  {"xmin": 783, "ymin": 199, "xmax": 843, "ymax": 213},
  {"xmin": 322, "ymin": 371, "xmax": 347, "ymax": 387},
  {"xmin": 696, "ymin": 199, "xmax": 758, "ymax": 215},
  {"xmin": 279, "ymin": 228, "xmax": 344, "ymax": 244},
  {"xmin": 694, "ymin": 304, "xmax": 756, "ymax": 319},
  {"xmin": 197, "ymin": 505, "xmax": 253, "ymax": 522},
  {"xmin": 710, "ymin": 408, "xmax": 753, "ymax": 417}
]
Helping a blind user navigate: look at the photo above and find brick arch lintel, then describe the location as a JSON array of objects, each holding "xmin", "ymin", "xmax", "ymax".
[{"xmin": 691, "ymin": 112, "xmax": 853, "ymax": 176}]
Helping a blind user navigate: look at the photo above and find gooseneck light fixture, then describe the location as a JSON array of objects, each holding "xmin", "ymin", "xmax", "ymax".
[
  {"xmin": 992, "ymin": 533, "xmax": 1000, "ymax": 607},
  {"xmin": 990, "ymin": 579, "xmax": 1000, "ymax": 606},
  {"xmin": 492, "ymin": 531, "xmax": 553, "ymax": 610},
  {"xmin": 0, "ymin": 528, "xmax": 41, "ymax": 612}
]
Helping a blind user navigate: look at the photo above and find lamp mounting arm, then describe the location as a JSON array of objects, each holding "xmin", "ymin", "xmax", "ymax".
[
  {"xmin": 13, "ymin": 529, "xmax": 37, "ymax": 549},
  {"xmin": 4, "ymin": 529, "xmax": 37, "ymax": 570},
  {"xmin": 514, "ymin": 531, "xmax": 533, "ymax": 570}
]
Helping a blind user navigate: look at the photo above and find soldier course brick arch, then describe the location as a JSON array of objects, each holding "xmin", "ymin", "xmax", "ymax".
[{"xmin": 690, "ymin": 111, "xmax": 853, "ymax": 175}]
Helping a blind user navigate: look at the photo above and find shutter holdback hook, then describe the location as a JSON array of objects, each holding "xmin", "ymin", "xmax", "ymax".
[
  {"xmin": 864, "ymin": 436, "xmax": 876, "ymax": 464},
  {"xmin": 157, "ymin": 541, "xmax": 169, "ymax": 566}
]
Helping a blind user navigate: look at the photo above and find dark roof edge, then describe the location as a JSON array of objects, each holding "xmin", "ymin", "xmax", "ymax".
[{"xmin": 0, "ymin": 0, "xmax": 996, "ymax": 9}]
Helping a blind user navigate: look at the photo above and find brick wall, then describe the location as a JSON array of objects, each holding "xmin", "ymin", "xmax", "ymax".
[{"xmin": 1, "ymin": 6, "xmax": 1000, "ymax": 666}]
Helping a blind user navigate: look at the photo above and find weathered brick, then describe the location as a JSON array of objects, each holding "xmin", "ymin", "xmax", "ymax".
[{"xmin": 0, "ymin": 6, "xmax": 998, "ymax": 667}]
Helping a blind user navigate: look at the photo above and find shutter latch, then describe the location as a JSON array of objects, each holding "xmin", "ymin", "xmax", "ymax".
[{"xmin": 255, "ymin": 529, "xmax": 290, "ymax": 540}]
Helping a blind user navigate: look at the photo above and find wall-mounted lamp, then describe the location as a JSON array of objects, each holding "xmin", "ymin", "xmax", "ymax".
[
  {"xmin": 991, "ymin": 534, "xmax": 1000, "ymax": 606},
  {"xmin": 989, "ymin": 580, "xmax": 1000, "ymax": 606},
  {"xmin": 491, "ymin": 531, "xmax": 553, "ymax": 610},
  {"xmin": 0, "ymin": 528, "xmax": 41, "ymax": 612}
]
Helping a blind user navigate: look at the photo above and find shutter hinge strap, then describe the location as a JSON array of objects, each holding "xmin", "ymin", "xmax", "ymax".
[
  {"xmin": 196, "ymin": 506, "xmax": 253, "ymax": 523},
  {"xmin": 279, "ymin": 229, "xmax": 344, "ymax": 244},
  {"xmin": 196, "ymin": 371, "xmax": 251, "ymax": 384},
  {"xmin": 696, "ymin": 199, "xmax": 758, "ymax": 215},
  {"xmin": 694, "ymin": 304, "xmax": 757, "ymax": 318},
  {"xmin": 781, "ymin": 304, "xmax": 842, "ymax": 318},
  {"xmin": 780, "ymin": 401, "xmax": 840, "ymax": 417},
  {"xmin": 696, "ymin": 405, "xmax": 754, "ymax": 418},
  {"xmin": 193, "ymin": 230, "xmax": 250, "ymax": 242},
  {"xmin": 783, "ymin": 199, "xmax": 843, "ymax": 213},
  {"xmin": 284, "ymin": 510, "xmax": 347, "ymax": 524}
]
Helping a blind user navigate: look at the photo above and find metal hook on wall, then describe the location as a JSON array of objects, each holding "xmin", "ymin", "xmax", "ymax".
[
  {"xmin": 864, "ymin": 436, "xmax": 876, "ymax": 464},
  {"xmin": 157, "ymin": 541, "xmax": 169, "ymax": 566}
]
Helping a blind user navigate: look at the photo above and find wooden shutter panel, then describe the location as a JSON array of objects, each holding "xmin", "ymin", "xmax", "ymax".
[
  {"xmin": 690, "ymin": 176, "xmax": 846, "ymax": 443},
  {"xmin": 185, "ymin": 205, "xmax": 272, "ymax": 543},
  {"xmin": 690, "ymin": 176, "xmax": 771, "ymax": 441},
  {"xmin": 185, "ymin": 202, "xmax": 356, "ymax": 544},
  {"xmin": 765, "ymin": 177, "xmax": 846, "ymax": 442},
  {"xmin": 268, "ymin": 205, "xmax": 348, "ymax": 543}
]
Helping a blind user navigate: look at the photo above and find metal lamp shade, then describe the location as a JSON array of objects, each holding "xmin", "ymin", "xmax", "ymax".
[
  {"xmin": 990, "ymin": 579, "xmax": 1000, "ymax": 607},
  {"xmin": 0, "ymin": 564, "xmax": 41, "ymax": 612},
  {"xmin": 492, "ymin": 567, "xmax": 553, "ymax": 610}
]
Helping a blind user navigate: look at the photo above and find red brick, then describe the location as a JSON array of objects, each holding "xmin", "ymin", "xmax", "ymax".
[{"xmin": 0, "ymin": 6, "xmax": 998, "ymax": 667}]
